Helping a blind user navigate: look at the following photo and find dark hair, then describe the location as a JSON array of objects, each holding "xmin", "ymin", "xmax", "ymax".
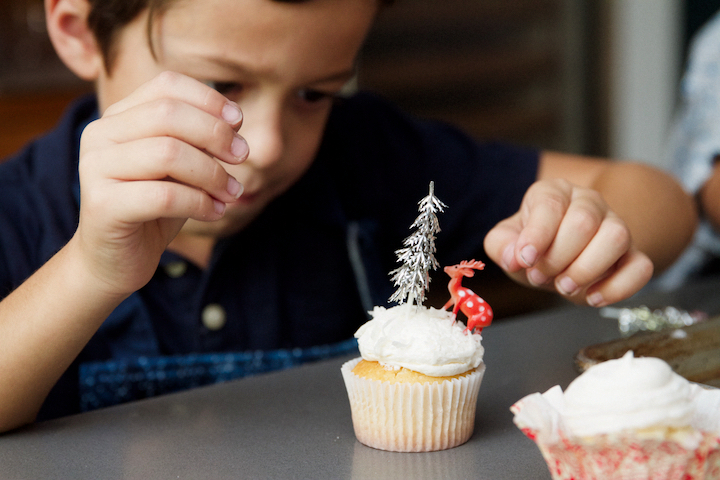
[
  {"xmin": 87, "ymin": 0, "xmax": 393, "ymax": 73},
  {"xmin": 87, "ymin": 0, "xmax": 173, "ymax": 72}
]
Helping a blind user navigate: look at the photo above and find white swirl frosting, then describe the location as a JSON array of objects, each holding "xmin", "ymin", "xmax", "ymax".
[
  {"xmin": 354, "ymin": 304, "xmax": 484, "ymax": 377},
  {"xmin": 562, "ymin": 351, "xmax": 695, "ymax": 437}
]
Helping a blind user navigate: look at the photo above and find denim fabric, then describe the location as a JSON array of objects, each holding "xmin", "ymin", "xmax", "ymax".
[{"xmin": 79, "ymin": 338, "xmax": 359, "ymax": 411}]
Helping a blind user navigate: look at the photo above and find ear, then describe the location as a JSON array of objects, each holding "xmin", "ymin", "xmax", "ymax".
[{"xmin": 45, "ymin": 0, "xmax": 103, "ymax": 81}]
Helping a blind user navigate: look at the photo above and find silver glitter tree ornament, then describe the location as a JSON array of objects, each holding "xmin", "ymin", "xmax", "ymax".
[{"xmin": 389, "ymin": 182, "xmax": 447, "ymax": 306}]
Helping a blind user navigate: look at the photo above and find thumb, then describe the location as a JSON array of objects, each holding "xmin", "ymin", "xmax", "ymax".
[{"xmin": 484, "ymin": 213, "xmax": 524, "ymax": 273}]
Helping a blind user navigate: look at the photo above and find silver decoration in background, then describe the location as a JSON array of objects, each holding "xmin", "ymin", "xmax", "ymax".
[
  {"xmin": 600, "ymin": 305, "xmax": 708, "ymax": 337},
  {"xmin": 389, "ymin": 181, "xmax": 447, "ymax": 306}
]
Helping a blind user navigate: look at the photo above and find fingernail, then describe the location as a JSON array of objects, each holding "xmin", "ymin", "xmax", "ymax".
[
  {"xmin": 501, "ymin": 244, "xmax": 515, "ymax": 270},
  {"xmin": 214, "ymin": 199, "xmax": 226, "ymax": 215},
  {"xmin": 222, "ymin": 102, "xmax": 242, "ymax": 123},
  {"xmin": 557, "ymin": 276, "xmax": 578, "ymax": 296},
  {"xmin": 520, "ymin": 245, "xmax": 538, "ymax": 267},
  {"xmin": 231, "ymin": 135, "xmax": 249, "ymax": 160},
  {"xmin": 227, "ymin": 176, "xmax": 243, "ymax": 199},
  {"xmin": 587, "ymin": 292, "xmax": 606, "ymax": 307},
  {"xmin": 527, "ymin": 269, "xmax": 548, "ymax": 286}
]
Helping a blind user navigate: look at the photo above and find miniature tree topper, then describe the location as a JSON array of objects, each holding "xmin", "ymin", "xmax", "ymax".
[
  {"xmin": 388, "ymin": 182, "xmax": 493, "ymax": 334},
  {"xmin": 389, "ymin": 181, "xmax": 446, "ymax": 306}
]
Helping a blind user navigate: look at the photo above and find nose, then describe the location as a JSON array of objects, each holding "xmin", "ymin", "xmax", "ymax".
[{"xmin": 241, "ymin": 101, "xmax": 284, "ymax": 169}]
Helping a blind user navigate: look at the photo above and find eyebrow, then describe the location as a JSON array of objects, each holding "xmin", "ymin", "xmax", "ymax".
[
  {"xmin": 313, "ymin": 67, "xmax": 358, "ymax": 85},
  {"xmin": 198, "ymin": 55, "xmax": 358, "ymax": 86}
]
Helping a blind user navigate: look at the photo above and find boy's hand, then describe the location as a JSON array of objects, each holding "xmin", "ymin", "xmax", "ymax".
[
  {"xmin": 71, "ymin": 72, "xmax": 249, "ymax": 297},
  {"xmin": 484, "ymin": 179, "xmax": 654, "ymax": 307}
]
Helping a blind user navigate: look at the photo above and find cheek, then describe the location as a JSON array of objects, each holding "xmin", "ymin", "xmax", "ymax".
[
  {"xmin": 283, "ymin": 113, "xmax": 329, "ymax": 175},
  {"xmin": 288, "ymin": 136, "xmax": 320, "ymax": 174}
]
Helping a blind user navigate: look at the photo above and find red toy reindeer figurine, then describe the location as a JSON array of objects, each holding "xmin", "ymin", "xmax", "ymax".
[{"xmin": 443, "ymin": 260, "xmax": 493, "ymax": 334}]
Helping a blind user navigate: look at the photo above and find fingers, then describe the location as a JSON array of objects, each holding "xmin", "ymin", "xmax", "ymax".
[
  {"xmin": 485, "ymin": 180, "xmax": 575, "ymax": 274},
  {"xmin": 84, "ymin": 95, "xmax": 249, "ymax": 167},
  {"xmin": 484, "ymin": 213, "xmax": 523, "ymax": 272},
  {"xmin": 79, "ymin": 71, "xmax": 251, "ymax": 224},
  {"xmin": 83, "ymin": 137, "xmax": 244, "ymax": 205},
  {"xmin": 70, "ymin": 72, "xmax": 249, "ymax": 295},
  {"xmin": 484, "ymin": 179, "xmax": 654, "ymax": 307},
  {"xmin": 85, "ymin": 71, "xmax": 249, "ymax": 167},
  {"xmin": 513, "ymin": 179, "xmax": 573, "ymax": 269},
  {"xmin": 93, "ymin": 180, "xmax": 231, "ymax": 224},
  {"xmin": 542, "ymin": 213, "xmax": 653, "ymax": 306},
  {"xmin": 533, "ymin": 190, "xmax": 606, "ymax": 276},
  {"xmin": 549, "ymin": 212, "xmax": 629, "ymax": 295},
  {"xmin": 584, "ymin": 249, "xmax": 653, "ymax": 307},
  {"xmin": 104, "ymin": 71, "xmax": 243, "ymax": 129},
  {"xmin": 525, "ymin": 190, "xmax": 614, "ymax": 288}
]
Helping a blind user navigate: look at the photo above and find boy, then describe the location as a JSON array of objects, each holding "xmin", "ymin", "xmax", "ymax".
[{"xmin": 0, "ymin": 0, "xmax": 697, "ymax": 431}]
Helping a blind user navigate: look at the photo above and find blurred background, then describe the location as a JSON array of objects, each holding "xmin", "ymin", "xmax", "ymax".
[{"xmin": 0, "ymin": 0, "xmax": 716, "ymax": 316}]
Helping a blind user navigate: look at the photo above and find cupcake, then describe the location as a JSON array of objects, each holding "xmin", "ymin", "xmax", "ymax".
[
  {"xmin": 341, "ymin": 303, "xmax": 486, "ymax": 452},
  {"xmin": 511, "ymin": 351, "xmax": 720, "ymax": 479},
  {"xmin": 341, "ymin": 183, "xmax": 491, "ymax": 452}
]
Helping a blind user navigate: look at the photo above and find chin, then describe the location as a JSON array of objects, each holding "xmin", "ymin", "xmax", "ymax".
[
  {"xmin": 180, "ymin": 220, "xmax": 230, "ymax": 238},
  {"xmin": 182, "ymin": 210, "xmax": 258, "ymax": 238}
]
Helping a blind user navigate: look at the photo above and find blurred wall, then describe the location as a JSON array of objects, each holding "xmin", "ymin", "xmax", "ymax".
[
  {"xmin": 0, "ymin": 0, "xmax": 90, "ymax": 159},
  {"xmin": 358, "ymin": 0, "xmax": 590, "ymax": 154},
  {"xmin": 0, "ymin": 0, "xmax": 692, "ymax": 164},
  {"xmin": 604, "ymin": 0, "xmax": 683, "ymax": 169},
  {"xmin": 358, "ymin": 0, "xmax": 689, "ymax": 170}
]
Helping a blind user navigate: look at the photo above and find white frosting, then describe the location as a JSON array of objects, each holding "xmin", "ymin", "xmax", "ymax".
[
  {"xmin": 562, "ymin": 351, "xmax": 695, "ymax": 436},
  {"xmin": 354, "ymin": 304, "xmax": 484, "ymax": 377}
]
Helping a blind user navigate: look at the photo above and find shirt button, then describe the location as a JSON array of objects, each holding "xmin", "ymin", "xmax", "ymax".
[
  {"xmin": 164, "ymin": 260, "xmax": 188, "ymax": 278},
  {"xmin": 201, "ymin": 304, "xmax": 227, "ymax": 331}
]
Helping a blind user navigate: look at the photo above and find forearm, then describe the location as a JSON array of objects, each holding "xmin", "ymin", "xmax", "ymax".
[
  {"xmin": 590, "ymin": 162, "xmax": 698, "ymax": 272},
  {"xmin": 0, "ymin": 239, "xmax": 127, "ymax": 432},
  {"xmin": 539, "ymin": 152, "xmax": 698, "ymax": 273}
]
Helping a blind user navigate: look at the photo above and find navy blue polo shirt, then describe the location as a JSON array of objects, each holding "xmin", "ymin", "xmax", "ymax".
[{"xmin": 0, "ymin": 92, "xmax": 538, "ymax": 420}]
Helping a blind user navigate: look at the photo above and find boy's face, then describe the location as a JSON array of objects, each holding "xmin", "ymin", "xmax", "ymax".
[{"xmin": 97, "ymin": 0, "xmax": 378, "ymax": 237}]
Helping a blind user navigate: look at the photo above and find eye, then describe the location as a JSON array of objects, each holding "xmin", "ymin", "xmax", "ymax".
[
  {"xmin": 205, "ymin": 81, "xmax": 243, "ymax": 97},
  {"xmin": 296, "ymin": 89, "xmax": 334, "ymax": 104}
]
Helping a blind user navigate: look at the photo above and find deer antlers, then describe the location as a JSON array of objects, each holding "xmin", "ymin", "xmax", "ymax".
[
  {"xmin": 444, "ymin": 259, "xmax": 485, "ymax": 278},
  {"xmin": 457, "ymin": 259, "xmax": 485, "ymax": 270}
]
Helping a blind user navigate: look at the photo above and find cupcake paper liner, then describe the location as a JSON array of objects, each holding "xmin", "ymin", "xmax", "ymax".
[
  {"xmin": 511, "ymin": 385, "xmax": 720, "ymax": 480},
  {"xmin": 341, "ymin": 357, "xmax": 485, "ymax": 452}
]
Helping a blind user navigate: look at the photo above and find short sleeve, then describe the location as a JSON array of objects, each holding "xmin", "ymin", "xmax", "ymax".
[{"xmin": 668, "ymin": 11, "xmax": 720, "ymax": 194}]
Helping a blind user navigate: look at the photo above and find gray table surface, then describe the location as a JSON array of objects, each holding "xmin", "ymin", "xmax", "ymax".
[{"xmin": 2, "ymin": 276, "xmax": 720, "ymax": 480}]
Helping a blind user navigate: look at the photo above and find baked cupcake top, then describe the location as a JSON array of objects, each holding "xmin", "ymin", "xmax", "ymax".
[
  {"xmin": 563, "ymin": 351, "xmax": 695, "ymax": 436},
  {"xmin": 354, "ymin": 304, "xmax": 484, "ymax": 377}
]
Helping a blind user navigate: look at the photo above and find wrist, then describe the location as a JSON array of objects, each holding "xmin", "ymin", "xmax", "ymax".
[{"xmin": 60, "ymin": 236, "xmax": 135, "ymax": 305}]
